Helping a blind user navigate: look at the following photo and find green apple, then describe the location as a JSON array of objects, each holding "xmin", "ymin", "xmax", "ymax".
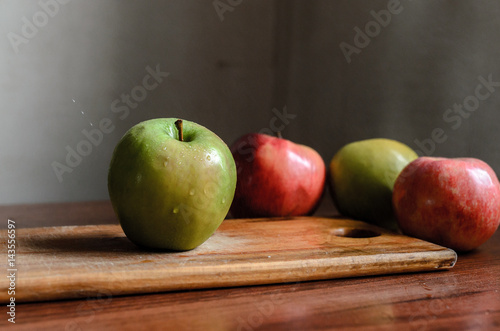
[
  {"xmin": 328, "ymin": 138, "xmax": 418, "ymax": 231},
  {"xmin": 108, "ymin": 118, "xmax": 237, "ymax": 251}
]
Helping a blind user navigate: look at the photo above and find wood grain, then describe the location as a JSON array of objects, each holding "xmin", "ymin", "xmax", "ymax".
[
  {"xmin": 0, "ymin": 200, "xmax": 117, "ymax": 229},
  {"xmin": 0, "ymin": 217, "xmax": 456, "ymax": 303},
  {"xmin": 0, "ymin": 201, "xmax": 498, "ymax": 330}
]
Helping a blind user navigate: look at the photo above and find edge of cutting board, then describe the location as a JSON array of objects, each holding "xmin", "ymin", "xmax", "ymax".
[{"xmin": 0, "ymin": 217, "xmax": 457, "ymax": 303}]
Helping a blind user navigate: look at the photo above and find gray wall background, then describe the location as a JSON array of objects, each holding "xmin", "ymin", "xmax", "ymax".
[{"xmin": 1, "ymin": 0, "xmax": 500, "ymax": 205}]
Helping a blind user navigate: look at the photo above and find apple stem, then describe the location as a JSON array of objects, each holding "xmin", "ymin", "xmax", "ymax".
[
  {"xmin": 175, "ymin": 119, "xmax": 184, "ymax": 142},
  {"xmin": 276, "ymin": 131, "xmax": 282, "ymax": 139}
]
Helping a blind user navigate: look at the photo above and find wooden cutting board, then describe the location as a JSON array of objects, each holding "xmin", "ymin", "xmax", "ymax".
[{"xmin": 0, "ymin": 217, "xmax": 457, "ymax": 303}]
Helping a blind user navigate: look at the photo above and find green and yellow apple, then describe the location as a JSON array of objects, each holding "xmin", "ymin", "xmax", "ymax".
[
  {"xmin": 328, "ymin": 138, "xmax": 418, "ymax": 230},
  {"xmin": 108, "ymin": 118, "xmax": 236, "ymax": 251}
]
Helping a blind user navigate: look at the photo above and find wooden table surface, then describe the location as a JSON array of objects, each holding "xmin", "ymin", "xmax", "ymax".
[{"xmin": 1, "ymin": 200, "xmax": 499, "ymax": 330}]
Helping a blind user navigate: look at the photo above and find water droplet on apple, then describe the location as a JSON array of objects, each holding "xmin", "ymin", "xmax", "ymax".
[
  {"xmin": 189, "ymin": 189, "xmax": 195, "ymax": 196},
  {"xmin": 163, "ymin": 161, "xmax": 168, "ymax": 167},
  {"xmin": 221, "ymin": 198, "xmax": 226, "ymax": 204},
  {"xmin": 172, "ymin": 207, "xmax": 179, "ymax": 214},
  {"xmin": 206, "ymin": 155, "xmax": 211, "ymax": 161}
]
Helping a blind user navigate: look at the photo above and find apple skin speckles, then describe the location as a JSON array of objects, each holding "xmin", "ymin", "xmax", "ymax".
[
  {"xmin": 229, "ymin": 133, "xmax": 325, "ymax": 218},
  {"xmin": 393, "ymin": 157, "xmax": 500, "ymax": 252}
]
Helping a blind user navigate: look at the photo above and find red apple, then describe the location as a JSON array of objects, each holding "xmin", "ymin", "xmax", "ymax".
[
  {"xmin": 229, "ymin": 133, "xmax": 326, "ymax": 218},
  {"xmin": 393, "ymin": 157, "xmax": 500, "ymax": 251}
]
